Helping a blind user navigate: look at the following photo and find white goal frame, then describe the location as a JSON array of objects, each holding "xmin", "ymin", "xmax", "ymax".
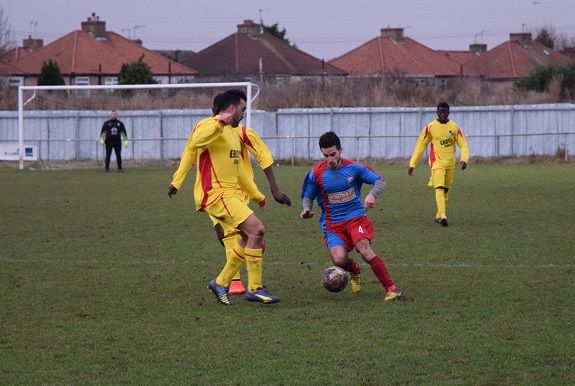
[{"xmin": 17, "ymin": 82, "xmax": 258, "ymax": 170}]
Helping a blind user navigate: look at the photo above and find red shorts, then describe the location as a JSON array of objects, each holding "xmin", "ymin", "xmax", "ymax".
[{"xmin": 323, "ymin": 216, "xmax": 375, "ymax": 252}]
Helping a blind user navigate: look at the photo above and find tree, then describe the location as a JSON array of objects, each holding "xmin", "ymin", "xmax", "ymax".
[
  {"xmin": 260, "ymin": 19, "xmax": 290, "ymax": 44},
  {"xmin": 37, "ymin": 60, "xmax": 65, "ymax": 86},
  {"xmin": 514, "ymin": 63, "xmax": 575, "ymax": 100},
  {"xmin": 535, "ymin": 26, "xmax": 555, "ymax": 50},
  {"xmin": 0, "ymin": 5, "xmax": 15, "ymax": 59},
  {"xmin": 118, "ymin": 55, "xmax": 156, "ymax": 85}
]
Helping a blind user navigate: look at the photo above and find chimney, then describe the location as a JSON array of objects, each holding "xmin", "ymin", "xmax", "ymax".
[
  {"xmin": 381, "ymin": 27, "xmax": 404, "ymax": 42},
  {"xmin": 81, "ymin": 12, "xmax": 107, "ymax": 39},
  {"xmin": 469, "ymin": 43, "xmax": 487, "ymax": 54},
  {"xmin": 510, "ymin": 33, "xmax": 532, "ymax": 46},
  {"xmin": 237, "ymin": 19, "xmax": 261, "ymax": 36},
  {"xmin": 23, "ymin": 36, "xmax": 44, "ymax": 51}
]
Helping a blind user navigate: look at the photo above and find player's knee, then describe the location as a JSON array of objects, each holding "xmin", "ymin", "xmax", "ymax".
[
  {"xmin": 255, "ymin": 223, "xmax": 265, "ymax": 238},
  {"xmin": 246, "ymin": 221, "xmax": 265, "ymax": 240},
  {"xmin": 357, "ymin": 247, "xmax": 375, "ymax": 262},
  {"xmin": 435, "ymin": 186, "xmax": 444, "ymax": 190},
  {"xmin": 331, "ymin": 255, "xmax": 347, "ymax": 266}
]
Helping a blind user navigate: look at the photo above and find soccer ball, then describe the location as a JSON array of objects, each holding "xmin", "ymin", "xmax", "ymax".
[{"xmin": 322, "ymin": 266, "xmax": 348, "ymax": 293}]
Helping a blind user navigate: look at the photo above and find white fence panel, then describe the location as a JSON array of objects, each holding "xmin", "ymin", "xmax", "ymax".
[{"xmin": 2, "ymin": 104, "xmax": 575, "ymax": 162}]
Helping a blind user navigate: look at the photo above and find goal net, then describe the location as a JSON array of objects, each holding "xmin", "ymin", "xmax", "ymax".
[{"xmin": 15, "ymin": 82, "xmax": 258, "ymax": 170}]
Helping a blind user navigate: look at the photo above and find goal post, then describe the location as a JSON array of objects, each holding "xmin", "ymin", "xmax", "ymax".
[{"xmin": 16, "ymin": 82, "xmax": 258, "ymax": 170}]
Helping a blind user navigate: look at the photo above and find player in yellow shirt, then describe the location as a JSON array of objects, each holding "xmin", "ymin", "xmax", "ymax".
[
  {"xmin": 168, "ymin": 89, "xmax": 280, "ymax": 305},
  {"xmin": 408, "ymin": 102, "xmax": 469, "ymax": 226},
  {"xmin": 211, "ymin": 94, "xmax": 291, "ymax": 294},
  {"xmin": 169, "ymin": 92, "xmax": 291, "ymax": 296}
]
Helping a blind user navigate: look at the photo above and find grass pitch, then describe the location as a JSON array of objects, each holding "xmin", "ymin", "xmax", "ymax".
[{"xmin": 1, "ymin": 163, "xmax": 574, "ymax": 385}]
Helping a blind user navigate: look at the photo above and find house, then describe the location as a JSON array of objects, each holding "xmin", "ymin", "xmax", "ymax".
[
  {"xmin": 5, "ymin": 13, "xmax": 196, "ymax": 87},
  {"xmin": 559, "ymin": 47, "xmax": 575, "ymax": 60},
  {"xmin": 466, "ymin": 32, "xmax": 573, "ymax": 81},
  {"xmin": 438, "ymin": 43, "xmax": 487, "ymax": 65},
  {"xmin": 328, "ymin": 27, "xmax": 481, "ymax": 84},
  {"xmin": 0, "ymin": 60, "xmax": 28, "ymax": 88},
  {"xmin": 154, "ymin": 49, "xmax": 196, "ymax": 64},
  {"xmin": 2, "ymin": 36, "xmax": 44, "ymax": 63},
  {"xmin": 181, "ymin": 19, "xmax": 347, "ymax": 83}
]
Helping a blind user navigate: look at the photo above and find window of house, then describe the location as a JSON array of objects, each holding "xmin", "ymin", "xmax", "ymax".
[
  {"xmin": 75, "ymin": 76, "xmax": 90, "ymax": 96},
  {"xmin": 105, "ymin": 77, "xmax": 118, "ymax": 86},
  {"xmin": 75, "ymin": 76, "xmax": 90, "ymax": 86},
  {"xmin": 8, "ymin": 78, "xmax": 23, "ymax": 87}
]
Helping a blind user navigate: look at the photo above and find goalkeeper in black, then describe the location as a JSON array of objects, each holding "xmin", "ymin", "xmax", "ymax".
[{"xmin": 99, "ymin": 110, "xmax": 128, "ymax": 172}]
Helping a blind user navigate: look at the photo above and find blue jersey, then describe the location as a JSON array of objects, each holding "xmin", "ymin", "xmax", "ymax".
[{"xmin": 301, "ymin": 159, "xmax": 383, "ymax": 228}]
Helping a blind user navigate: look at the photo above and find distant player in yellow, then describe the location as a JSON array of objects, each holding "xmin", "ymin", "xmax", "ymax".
[
  {"xmin": 167, "ymin": 89, "xmax": 281, "ymax": 305},
  {"xmin": 169, "ymin": 92, "xmax": 291, "ymax": 296},
  {"xmin": 408, "ymin": 102, "xmax": 469, "ymax": 226}
]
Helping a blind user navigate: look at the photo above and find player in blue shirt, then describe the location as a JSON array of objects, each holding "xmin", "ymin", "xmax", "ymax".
[{"xmin": 300, "ymin": 131, "xmax": 403, "ymax": 301}]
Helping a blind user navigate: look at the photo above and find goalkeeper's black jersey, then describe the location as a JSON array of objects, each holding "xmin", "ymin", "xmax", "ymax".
[{"xmin": 100, "ymin": 119, "xmax": 127, "ymax": 142}]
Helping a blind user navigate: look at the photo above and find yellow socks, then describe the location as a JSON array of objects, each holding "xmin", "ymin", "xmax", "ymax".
[
  {"xmin": 245, "ymin": 247, "xmax": 263, "ymax": 292},
  {"xmin": 223, "ymin": 234, "xmax": 243, "ymax": 281},
  {"xmin": 435, "ymin": 188, "xmax": 446, "ymax": 219},
  {"xmin": 216, "ymin": 244, "xmax": 245, "ymax": 287}
]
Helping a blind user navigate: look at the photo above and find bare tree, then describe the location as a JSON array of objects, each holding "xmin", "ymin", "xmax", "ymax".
[
  {"xmin": 554, "ymin": 31, "xmax": 575, "ymax": 51},
  {"xmin": 534, "ymin": 23, "xmax": 575, "ymax": 51},
  {"xmin": 0, "ymin": 5, "xmax": 16, "ymax": 59},
  {"xmin": 534, "ymin": 25, "xmax": 556, "ymax": 49}
]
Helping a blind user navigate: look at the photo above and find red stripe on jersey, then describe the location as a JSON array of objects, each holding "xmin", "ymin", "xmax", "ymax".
[
  {"xmin": 312, "ymin": 161, "xmax": 333, "ymax": 227},
  {"xmin": 240, "ymin": 126, "xmax": 256, "ymax": 153},
  {"xmin": 426, "ymin": 126, "xmax": 436, "ymax": 167},
  {"xmin": 198, "ymin": 150, "xmax": 213, "ymax": 208},
  {"xmin": 423, "ymin": 125, "xmax": 430, "ymax": 141},
  {"xmin": 457, "ymin": 126, "xmax": 464, "ymax": 138},
  {"xmin": 341, "ymin": 158, "xmax": 383, "ymax": 179}
]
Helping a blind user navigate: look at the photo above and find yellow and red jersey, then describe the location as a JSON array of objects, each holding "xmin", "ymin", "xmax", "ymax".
[
  {"xmin": 171, "ymin": 116, "xmax": 264, "ymax": 211},
  {"xmin": 235, "ymin": 125, "xmax": 274, "ymax": 192},
  {"xmin": 409, "ymin": 119, "xmax": 469, "ymax": 170}
]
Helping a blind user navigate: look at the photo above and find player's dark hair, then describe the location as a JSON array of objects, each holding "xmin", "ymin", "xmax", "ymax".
[
  {"xmin": 319, "ymin": 131, "xmax": 341, "ymax": 150},
  {"xmin": 217, "ymin": 89, "xmax": 247, "ymax": 113},
  {"xmin": 437, "ymin": 102, "xmax": 450, "ymax": 111},
  {"xmin": 212, "ymin": 93, "xmax": 223, "ymax": 115}
]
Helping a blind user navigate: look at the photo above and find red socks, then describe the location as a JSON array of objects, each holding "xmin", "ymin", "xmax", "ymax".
[{"xmin": 369, "ymin": 256, "xmax": 396, "ymax": 292}]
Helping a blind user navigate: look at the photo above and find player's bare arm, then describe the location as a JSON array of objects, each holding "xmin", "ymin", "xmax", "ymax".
[{"xmin": 263, "ymin": 166, "xmax": 292, "ymax": 206}]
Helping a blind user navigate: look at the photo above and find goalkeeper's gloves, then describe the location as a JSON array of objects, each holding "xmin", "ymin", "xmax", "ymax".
[
  {"xmin": 124, "ymin": 139, "xmax": 129, "ymax": 147},
  {"xmin": 99, "ymin": 138, "xmax": 104, "ymax": 145}
]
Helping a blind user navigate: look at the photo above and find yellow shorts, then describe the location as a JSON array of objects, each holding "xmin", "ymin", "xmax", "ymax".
[
  {"xmin": 205, "ymin": 190, "xmax": 253, "ymax": 235},
  {"xmin": 428, "ymin": 168, "xmax": 454, "ymax": 189},
  {"xmin": 209, "ymin": 189, "xmax": 250, "ymax": 235}
]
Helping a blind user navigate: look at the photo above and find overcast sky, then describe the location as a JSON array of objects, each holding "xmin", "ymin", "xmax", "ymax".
[{"xmin": 4, "ymin": 0, "xmax": 575, "ymax": 61}]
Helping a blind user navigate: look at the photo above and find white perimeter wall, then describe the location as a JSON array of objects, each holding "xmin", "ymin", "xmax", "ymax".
[{"xmin": 1, "ymin": 104, "xmax": 575, "ymax": 161}]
